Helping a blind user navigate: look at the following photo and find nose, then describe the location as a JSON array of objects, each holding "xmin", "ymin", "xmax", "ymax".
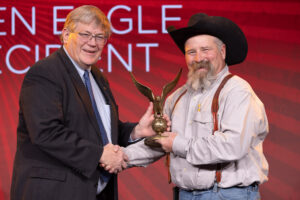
[
  {"xmin": 194, "ymin": 52, "xmax": 204, "ymax": 62},
  {"xmin": 87, "ymin": 36, "xmax": 97, "ymax": 46}
]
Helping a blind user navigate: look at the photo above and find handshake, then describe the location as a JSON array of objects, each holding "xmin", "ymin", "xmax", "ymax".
[
  {"xmin": 99, "ymin": 143, "xmax": 128, "ymax": 174},
  {"xmin": 98, "ymin": 102, "xmax": 176, "ymax": 174},
  {"xmin": 99, "ymin": 130, "xmax": 178, "ymax": 175}
]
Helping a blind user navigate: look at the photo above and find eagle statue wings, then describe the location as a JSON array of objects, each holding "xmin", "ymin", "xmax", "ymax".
[{"xmin": 129, "ymin": 68, "xmax": 182, "ymax": 117}]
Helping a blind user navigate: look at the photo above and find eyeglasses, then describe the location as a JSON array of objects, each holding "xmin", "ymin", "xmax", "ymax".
[{"xmin": 75, "ymin": 32, "xmax": 107, "ymax": 45}]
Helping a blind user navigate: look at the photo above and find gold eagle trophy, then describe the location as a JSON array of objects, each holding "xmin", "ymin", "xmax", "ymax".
[{"xmin": 130, "ymin": 68, "xmax": 182, "ymax": 148}]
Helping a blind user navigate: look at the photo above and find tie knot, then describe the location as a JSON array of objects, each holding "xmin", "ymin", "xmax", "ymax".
[{"xmin": 83, "ymin": 70, "xmax": 89, "ymax": 79}]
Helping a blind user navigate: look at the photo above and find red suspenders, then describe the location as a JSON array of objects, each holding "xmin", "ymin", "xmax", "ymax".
[{"xmin": 211, "ymin": 74, "xmax": 234, "ymax": 183}]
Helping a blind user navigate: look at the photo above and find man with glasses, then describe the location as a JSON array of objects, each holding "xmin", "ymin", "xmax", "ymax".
[{"xmin": 10, "ymin": 5, "xmax": 158, "ymax": 200}]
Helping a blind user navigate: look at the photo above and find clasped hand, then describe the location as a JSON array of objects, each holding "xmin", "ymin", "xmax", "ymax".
[
  {"xmin": 99, "ymin": 143, "xmax": 128, "ymax": 174},
  {"xmin": 99, "ymin": 103, "xmax": 172, "ymax": 174}
]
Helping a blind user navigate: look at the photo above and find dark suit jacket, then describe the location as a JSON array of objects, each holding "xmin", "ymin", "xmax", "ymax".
[{"xmin": 10, "ymin": 47, "xmax": 136, "ymax": 200}]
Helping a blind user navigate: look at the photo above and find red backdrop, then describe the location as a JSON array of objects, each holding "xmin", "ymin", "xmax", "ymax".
[{"xmin": 0, "ymin": 0, "xmax": 299, "ymax": 199}]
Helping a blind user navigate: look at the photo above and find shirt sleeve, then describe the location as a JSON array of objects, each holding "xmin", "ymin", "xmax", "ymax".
[{"xmin": 124, "ymin": 139, "xmax": 165, "ymax": 167}]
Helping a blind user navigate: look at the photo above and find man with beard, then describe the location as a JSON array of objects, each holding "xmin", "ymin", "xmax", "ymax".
[{"xmin": 123, "ymin": 13, "xmax": 269, "ymax": 200}]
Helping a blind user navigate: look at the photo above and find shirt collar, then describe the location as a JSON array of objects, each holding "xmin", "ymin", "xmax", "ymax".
[
  {"xmin": 205, "ymin": 65, "xmax": 230, "ymax": 91},
  {"xmin": 214, "ymin": 65, "xmax": 229, "ymax": 83},
  {"xmin": 63, "ymin": 46, "xmax": 91, "ymax": 79}
]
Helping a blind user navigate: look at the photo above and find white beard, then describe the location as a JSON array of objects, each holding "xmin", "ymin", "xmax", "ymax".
[{"xmin": 187, "ymin": 61, "xmax": 217, "ymax": 91}]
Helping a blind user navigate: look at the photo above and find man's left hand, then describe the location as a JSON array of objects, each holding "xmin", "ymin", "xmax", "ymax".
[{"xmin": 156, "ymin": 132, "xmax": 177, "ymax": 152}]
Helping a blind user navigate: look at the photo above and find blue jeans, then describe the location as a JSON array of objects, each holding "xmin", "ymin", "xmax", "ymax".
[{"xmin": 179, "ymin": 183, "xmax": 260, "ymax": 200}]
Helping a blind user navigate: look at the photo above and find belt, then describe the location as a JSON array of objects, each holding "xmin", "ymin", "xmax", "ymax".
[
  {"xmin": 236, "ymin": 181, "xmax": 259, "ymax": 188},
  {"xmin": 179, "ymin": 181, "xmax": 259, "ymax": 192}
]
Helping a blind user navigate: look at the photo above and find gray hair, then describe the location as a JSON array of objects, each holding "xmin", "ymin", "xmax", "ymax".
[
  {"xmin": 213, "ymin": 36, "xmax": 225, "ymax": 51},
  {"xmin": 60, "ymin": 5, "xmax": 111, "ymax": 42}
]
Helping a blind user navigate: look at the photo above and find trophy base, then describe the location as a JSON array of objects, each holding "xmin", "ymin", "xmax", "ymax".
[{"xmin": 144, "ymin": 135, "xmax": 166, "ymax": 148}]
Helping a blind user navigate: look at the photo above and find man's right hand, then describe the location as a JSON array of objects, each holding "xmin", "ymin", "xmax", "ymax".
[{"xmin": 99, "ymin": 144, "xmax": 128, "ymax": 174}]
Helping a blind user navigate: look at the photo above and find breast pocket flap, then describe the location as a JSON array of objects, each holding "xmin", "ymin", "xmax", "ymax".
[{"xmin": 194, "ymin": 111, "xmax": 213, "ymax": 123}]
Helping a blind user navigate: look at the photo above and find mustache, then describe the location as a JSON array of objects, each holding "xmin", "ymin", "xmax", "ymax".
[{"xmin": 191, "ymin": 60, "xmax": 211, "ymax": 70}]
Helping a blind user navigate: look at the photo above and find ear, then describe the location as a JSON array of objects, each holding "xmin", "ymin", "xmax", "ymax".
[
  {"xmin": 61, "ymin": 28, "xmax": 70, "ymax": 44},
  {"xmin": 221, "ymin": 44, "xmax": 226, "ymax": 60}
]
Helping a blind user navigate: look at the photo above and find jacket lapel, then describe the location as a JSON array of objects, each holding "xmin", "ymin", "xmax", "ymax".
[{"xmin": 57, "ymin": 48, "xmax": 102, "ymax": 144}]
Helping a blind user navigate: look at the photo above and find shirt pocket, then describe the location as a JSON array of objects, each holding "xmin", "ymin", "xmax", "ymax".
[{"xmin": 193, "ymin": 111, "xmax": 214, "ymax": 136}]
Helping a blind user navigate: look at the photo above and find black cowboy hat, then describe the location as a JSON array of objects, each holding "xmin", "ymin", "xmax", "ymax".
[{"xmin": 168, "ymin": 13, "xmax": 248, "ymax": 65}]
